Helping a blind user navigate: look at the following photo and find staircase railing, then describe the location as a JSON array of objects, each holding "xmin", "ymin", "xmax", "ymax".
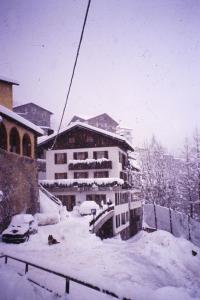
[
  {"xmin": 39, "ymin": 184, "xmax": 62, "ymax": 206},
  {"xmin": 90, "ymin": 205, "xmax": 114, "ymax": 227}
]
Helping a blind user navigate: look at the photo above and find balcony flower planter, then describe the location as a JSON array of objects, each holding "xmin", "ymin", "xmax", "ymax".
[{"xmin": 68, "ymin": 158, "xmax": 112, "ymax": 170}]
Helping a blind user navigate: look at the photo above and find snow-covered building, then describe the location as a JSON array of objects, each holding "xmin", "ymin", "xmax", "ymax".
[
  {"xmin": 13, "ymin": 102, "xmax": 54, "ymax": 136},
  {"xmin": 0, "ymin": 76, "xmax": 43, "ymax": 231},
  {"xmin": 69, "ymin": 113, "xmax": 133, "ymax": 146},
  {"xmin": 38, "ymin": 122, "xmax": 142, "ymax": 239},
  {"xmin": 69, "ymin": 113, "xmax": 119, "ymax": 133}
]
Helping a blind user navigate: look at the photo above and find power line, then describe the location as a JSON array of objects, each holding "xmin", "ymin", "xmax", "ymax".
[{"xmin": 51, "ymin": 0, "xmax": 92, "ymax": 150}]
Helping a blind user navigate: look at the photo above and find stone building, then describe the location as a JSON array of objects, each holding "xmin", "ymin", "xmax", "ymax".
[
  {"xmin": 0, "ymin": 77, "xmax": 43, "ymax": 231},
  {"xmin": 14, "ymin": 102, "xmax": 53, "ymax": 135}
]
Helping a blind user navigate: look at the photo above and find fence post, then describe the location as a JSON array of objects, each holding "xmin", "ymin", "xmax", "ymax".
[
  {"xmin": 169, "ymin": 208, "xmax": 173, "ymax": 234},
  {"xmin": 153, "ymin": 202, "xmax": 157, "ymax": 230},
  {"xmin": 5, "ymin": 256, "xmax": 7, "ymax": 264},
  {"xmin": 188, "ymin": 215, "xmax": 191, "ymax": 241},
  {"xmin": 25, "ymin": 263, "xmax": 29, "ymax": 274},
  {"xmin": 65, "ymin": 278, "xmax": 70, "ymax": 294}
]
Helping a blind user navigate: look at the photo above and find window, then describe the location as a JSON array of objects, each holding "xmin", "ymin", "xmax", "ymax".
[
  {"xmin": 86, "ymin": 194, "xmax": 106, "ymax": 205},
  {"xmin": 55, "ymin": 173, "xmax": 67, "ymax": 179},
  {"xmin": 93, "ymin": 151, "xmax": 108, "ymax": 159},
  {"xmin": 115, "ymin": 193, "xmax": 120, "ymax": 205},
  {"xmin": 120, "ymin": 171, "xmax": 128, "ymax": 181},
  {"xmin": 73, "ymin": 152, "xmax": 88, "ymax": 160},
  {"xmin": 121, "ymin": 212, "xmax": 126, "ymax": 225},
  {"xmin": 126, "ymin": 211, "xmax": 129, "ymax": 222},
  {"xmin": 94, "ymin": 171, "xmax": 109, "ymax": 178},
  {"xmin": 54, "ymin": 153, "xmax": 67, "ymax": 164},
  {"xmin": 116, "ymin": 215, "xmax": 120, "ymax": 228},
  {"xmin": 74, "ymin": 172, "xmax": 88, "ymax": 179}
]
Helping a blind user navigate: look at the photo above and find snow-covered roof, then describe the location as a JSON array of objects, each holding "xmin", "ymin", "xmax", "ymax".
[
  {"xmin": 14, "ymin": 102, "xmax": 53, "ymax": 114},
  {"xmin": 0, "ymin": 105, "xmax": 44, "ymax": 135},
  {"xmin": 38, "ymin": 121, "xmax": 134, "ymax": 151},
  {"xmin": 0, "ymin": 75, "xmax": 19, "ymax": 85}
]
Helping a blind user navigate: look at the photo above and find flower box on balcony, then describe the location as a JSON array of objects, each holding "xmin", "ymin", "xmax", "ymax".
[{"xmin": 68, "ymin": 158, "xmax": 112, "ymax": 170}]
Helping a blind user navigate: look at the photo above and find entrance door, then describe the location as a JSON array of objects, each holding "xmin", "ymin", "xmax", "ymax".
[{"xmin": 66, "ymin": 195, "xmax": 76, "ymax": 211}]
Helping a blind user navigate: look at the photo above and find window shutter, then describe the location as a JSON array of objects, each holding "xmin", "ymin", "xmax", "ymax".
[
  {"xmin": 64, "ymin": 153, "xmax": 67, "ymax": 163},
  {"xmin": 73, "ymin": 153, "xmax": 77, "ymax": 160},
  {"xmin": 55, "ymin": 154, "xmax": 58, "ymax": 164},
  {"xmin": 93, "ymin": 151, "xmax": 97, "ymax": 159},
  {"xmin": 104, "ymin": 151, "xmax": 108, "ymax": 159},
  {"xmin": 85, "ymin": 152, "xmax": 88, "ymax": 159}
]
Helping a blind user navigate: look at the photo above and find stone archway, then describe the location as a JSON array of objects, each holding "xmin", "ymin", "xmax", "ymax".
[
  {"xmin": 10, "ymin": 127, "xmax": 20, "ymax": 154},
  {"xmin": 0, "ymin": 123, "xmax": 7, "ymax": 150},
  {"xmin": 22, "ymin": 133, "xmax": 32, "ymax": 157}
]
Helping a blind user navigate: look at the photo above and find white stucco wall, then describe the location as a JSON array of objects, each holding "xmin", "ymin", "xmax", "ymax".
[{"xmin": 46, "ymin": 146, "xmax": 127, "ymax": 180}]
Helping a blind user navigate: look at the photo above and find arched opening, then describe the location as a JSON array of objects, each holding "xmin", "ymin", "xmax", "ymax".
[
  {"xmin": 22, "ymin": 133, "xmax": 32, "ymax": 157},
  {"xmin": 10, "ymin": 127, "xmax": 20, "ymax": 154},
  {"xmin": 0, "ymin": 123, "xmax": 8, "ymax": 150}
]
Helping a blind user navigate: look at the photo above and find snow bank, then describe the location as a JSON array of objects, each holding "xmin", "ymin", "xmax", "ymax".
[
  {"xmin": 0, "ymin": 216, "xmax": 200, "ymax": 300},
  {"xmin": 35, "ymin": 213, "xmax": 60, "ymax": 226},
  {"xmin": 0, "ymin": 265, "xmax": 53, "ymax": 300},
  {"xmin": 39, "ymin": 189, "xmax": 60, "ymax": 214},
  {"xmin": 79, "ymin": 201, "xmax": 100, "ymax": 215},
  {"xmin": 143, "ymin": 204, "xmax": 200, "ymax": 247}
]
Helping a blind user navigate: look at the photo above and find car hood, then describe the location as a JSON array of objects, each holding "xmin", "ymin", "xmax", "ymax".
[{"xmin": 2, "ymin": 225, "xmax": 29, "ymax": 235}]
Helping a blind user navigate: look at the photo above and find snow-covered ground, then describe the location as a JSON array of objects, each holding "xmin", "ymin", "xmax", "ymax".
[{"xmin": 0, "ymin": 214, "xmax": 200, "ymax": 300}]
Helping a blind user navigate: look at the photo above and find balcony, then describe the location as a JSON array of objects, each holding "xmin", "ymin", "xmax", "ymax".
[{"xmin": 68, "ymin": 158, "xmax": 112, "ymax": 170}]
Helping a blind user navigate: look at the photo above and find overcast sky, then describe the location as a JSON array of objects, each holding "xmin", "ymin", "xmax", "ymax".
[{"xmin": 0, "ymin": 0, "xmax": 200, "ymax": 153}]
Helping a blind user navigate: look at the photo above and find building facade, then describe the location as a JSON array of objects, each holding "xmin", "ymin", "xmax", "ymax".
[
  {"xmin": 38, "ymin": 122, "xmax": 142, "ymax": 240},
  {"xmin": 0, "ymin": 77, "xmax": 43, "ymax": 231},
  {"xmin": 14, "ymin": 102, "xmax": 53, "ymax": 135}
]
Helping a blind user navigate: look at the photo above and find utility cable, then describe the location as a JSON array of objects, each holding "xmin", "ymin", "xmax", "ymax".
[{"xmin": 51, "ymin": 0, "xmax": 91, "ymax": 149}]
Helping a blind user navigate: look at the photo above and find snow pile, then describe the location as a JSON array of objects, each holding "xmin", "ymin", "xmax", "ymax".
[
  {"xmin": 35, "ymin": 213, "xmax": 60, "ymax": 226},
  {"xmin": 143, "ymin": 204, "xmax": 200, "ymax": 247},
  {"xmin": 36, "ymin": 189, "xmax": 61, "ymax": 225},
  {"xmin": 0, "ymin": 265, "xmax": 56, "ymax": 300},
  {"xmin": 1, "ymin": 215, "xmax": 200, "ymax": 300},
  {"xmin": 40, "ymin": 178, "xmax": 124, "ymax": 187},
  {"xmin": 79, "ymin": 201, "xmax": 100, "ymax": 215},
  {"xmin": 39, "ymin": 189, "xmax": 60, "ymax": 214}
]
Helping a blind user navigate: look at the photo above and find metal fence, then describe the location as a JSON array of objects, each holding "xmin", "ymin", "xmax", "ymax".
[{"xmin": 0, "ymin": 254, "xmax": 132, "ymax": 300}]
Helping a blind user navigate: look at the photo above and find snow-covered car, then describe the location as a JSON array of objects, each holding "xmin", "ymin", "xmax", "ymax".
[
  {"xmin": 79, "ymin": 201, "xmax": 99, "ymax": 216},
  {"xmin": 2, "ymin": 214, "xmax": 38, "ymax": 244}
]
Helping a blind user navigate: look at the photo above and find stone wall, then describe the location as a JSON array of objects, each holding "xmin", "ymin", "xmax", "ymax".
[{"xmin": 0, "ymin": 148, "xmax": 39, "ymax": 232}]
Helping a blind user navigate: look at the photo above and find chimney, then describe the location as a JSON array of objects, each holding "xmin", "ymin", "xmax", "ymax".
[{"xmin": 0, "ymin": 77, "xmax": 19, "ymax": 110}]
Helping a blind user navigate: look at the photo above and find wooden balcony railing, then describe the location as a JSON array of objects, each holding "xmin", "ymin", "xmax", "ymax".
[{"xmin": 69, "ymin": 160, "xmax": 112, "ymax": 170}]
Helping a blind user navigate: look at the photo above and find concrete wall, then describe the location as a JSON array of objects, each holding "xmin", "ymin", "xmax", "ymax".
[{"xmin": 0, "ymin": 148, "xmax": 39, "ymax": 232}]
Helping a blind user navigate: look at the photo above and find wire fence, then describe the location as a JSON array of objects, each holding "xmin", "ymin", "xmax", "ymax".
[{"xmin": 143, "ymin": 204, "xmax": 200, "ymax": 247}]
